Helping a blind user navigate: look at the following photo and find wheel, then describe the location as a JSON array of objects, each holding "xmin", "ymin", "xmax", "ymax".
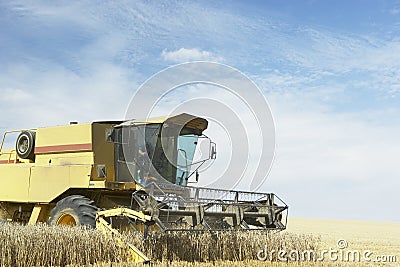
[
  {"xmin": 16, "ymin": 131, "xmax": 36, "ymax": 160},
  {"xmin": 48, "ymin": 195, "xmax": 98, "ymax": 227}
]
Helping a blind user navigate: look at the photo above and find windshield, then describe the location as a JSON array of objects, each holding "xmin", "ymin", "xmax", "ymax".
[
  {"xmin": 114, "ymin": 124, "xmax": 160, "ymax": 183},
  {"xmin": 176, "ymin": 134, "xmax": 199, "ymax": 186},
  {"xmin": 114, "ymin": 124, "xmax": 203, "ymax": 186}
]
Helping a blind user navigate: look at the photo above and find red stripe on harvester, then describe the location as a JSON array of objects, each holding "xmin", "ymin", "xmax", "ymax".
[
  {"xmin": 0, "ymin": 160, "xmax": 15, "ymax": 164},
  {"xmin": 34, "ymin": 143, "xmax": 92, "ymax": 154}
]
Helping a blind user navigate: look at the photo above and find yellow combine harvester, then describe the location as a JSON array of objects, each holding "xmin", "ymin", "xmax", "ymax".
[{"xmin": 0, "ymin": 113, "xmax": 287, "ymax": 263}]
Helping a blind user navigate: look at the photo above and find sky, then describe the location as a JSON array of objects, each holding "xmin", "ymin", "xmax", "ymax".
[{"xmin": 0, "ymin": 0, "xmax": 399, "ymax": 222}]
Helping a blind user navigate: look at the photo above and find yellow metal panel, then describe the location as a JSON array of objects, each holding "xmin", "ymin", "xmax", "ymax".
[
  {"xmin": 69, "ymin": 165, "xmax": 92, "ymax": 186},
  {"xmin": 35, "ymin": 152, "xmax": 94, "ymax": 166},
  {"xmin": 96, "ymin": 216, "xmax": 150, "ymax": 263},
  {"xmin": 28, "ymin": 205, "xmax": 42, "ymax": 225},
  {"xmin": 0, "ymin": 164, "xmax": 31, "ymax": 202},
  {"xmin": 29, "ymin": 166, "xmax": 69, "ymax": 202},
  {"xmin": 91, "ymin": 123, "xmax": 115, "ymax": 182},
  {"xmin": 35, "ymin": 123, "xmax": 92, "ymax": 147},
  {"xmin": 29, "ymin": 165, "xmax": 92, "ymax": 202},
  {"xmin": 96, "ymin": 207, "xmax": 152, "ymax": 222},
  {"xmin": 88, "ymin": 180, "xmax": 106, "ymax": 188},
  {"xmin": 28, "ymin": 204, "xmax": 51, "ymax": 224}
]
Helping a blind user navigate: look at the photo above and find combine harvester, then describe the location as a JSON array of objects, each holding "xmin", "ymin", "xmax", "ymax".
[{"xmin": 0, "ymin": 113, "xmax": 288, "ymax": 263}]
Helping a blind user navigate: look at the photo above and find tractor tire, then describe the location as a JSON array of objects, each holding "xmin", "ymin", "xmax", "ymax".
[
  {"xmin": 48, "ymin": 195, "xmax": 98, "ymax": 227},
  {"xmin": 16, "ymin": 131, "xmax": 36, "ymax": 160}
]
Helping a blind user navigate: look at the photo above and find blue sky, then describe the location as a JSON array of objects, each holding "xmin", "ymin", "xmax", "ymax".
[{"xmin": 1, "ymin": 1, "xmax": 399, "ymax": 221}]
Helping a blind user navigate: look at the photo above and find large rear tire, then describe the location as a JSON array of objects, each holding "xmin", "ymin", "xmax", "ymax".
[{"xmin": 48, "ymin": 195, "xmax": 98, "ymax": 227}]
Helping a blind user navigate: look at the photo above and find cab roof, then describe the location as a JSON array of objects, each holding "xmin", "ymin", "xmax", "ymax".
[{"xmin": 115, "ymin": 113, "xmax": 208, "ymax": 132}]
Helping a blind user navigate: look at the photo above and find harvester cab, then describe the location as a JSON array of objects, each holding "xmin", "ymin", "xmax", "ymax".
[{"xmin": 110, "ymin": 113, "xmax": 215, "ymax": 187}]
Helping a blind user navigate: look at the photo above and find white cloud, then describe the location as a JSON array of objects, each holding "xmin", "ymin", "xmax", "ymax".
[
  {"xmin": 0, "ymin": 60, "xmax": 139, "ymax": 132},
  {"xmin": 161, "ymin": 48, "xmax": 224, "ymax": 63},
  {"xmin": 262, "ymin": 86, "xmax": 400, "ymax": 221},
  {"xmin": 389, "ymin": 1, "xmax": 400, "ymax": 15},
  {"xmin": 390, "ymin": 8, "xmax": 400, "ymax": 14}
]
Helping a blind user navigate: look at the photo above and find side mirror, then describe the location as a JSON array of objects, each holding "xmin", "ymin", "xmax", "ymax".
[
  {"xmin": 188, "ymin": 171, "xmax": 200, "ymax": 184},
  {"xmin": 210, "ymin": 142, "xmax": 217, "ymax": 159}
]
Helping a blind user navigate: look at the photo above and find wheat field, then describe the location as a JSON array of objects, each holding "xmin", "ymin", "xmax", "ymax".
[
  {"xmin": 0, "ymin": 218, "xmax": 398, "ymax": 266},
  {"xmin": 287, "ymin": 218, "xmax": 400, "ymax": 266}
]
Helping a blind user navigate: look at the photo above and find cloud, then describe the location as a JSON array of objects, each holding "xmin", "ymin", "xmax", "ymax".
[
  {"xmin": 259, "ymin": 80, "xmax": 400, "ymax": 221},
  {"xmin": 389, "ymin": 1, "xmax": 400, "ymax": 15},
  {"xmin": 0, "ymin": 59, "xmax": 140, "ymax": 132},
  {"xmin": 390, "ymin": 8, "xmax": 400, "ymax": 14},
  {"xmin": 161, "ymin": 48, "xmax": 224, "ymax": 63}
]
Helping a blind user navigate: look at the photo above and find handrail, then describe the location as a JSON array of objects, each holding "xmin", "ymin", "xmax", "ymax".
[{"xmin": 0, "ymin": 129, "xmax": 37, "ymax": 154}]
